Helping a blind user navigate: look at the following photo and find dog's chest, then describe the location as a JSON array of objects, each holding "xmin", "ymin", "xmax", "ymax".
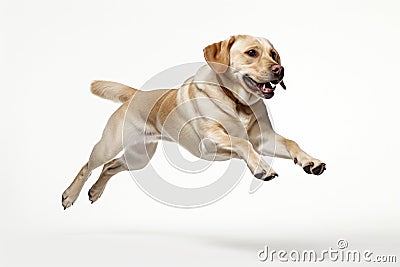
[{"xmin": 236, "ymin": 104, "xmax": 256, "ymax": 130}]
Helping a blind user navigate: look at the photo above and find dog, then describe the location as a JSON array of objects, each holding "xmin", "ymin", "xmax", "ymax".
[{"xmin": 62, "ymin": 35, "xmax": 326, "ymax": 209}]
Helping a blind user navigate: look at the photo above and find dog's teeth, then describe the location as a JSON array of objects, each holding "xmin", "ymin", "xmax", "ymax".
[{"xmin": 262, "ymin": 84, "xmax": 266, "ymax": 90}]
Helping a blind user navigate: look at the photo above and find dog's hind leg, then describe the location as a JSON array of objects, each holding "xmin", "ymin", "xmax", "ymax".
[
  {"xmin": 88, "ymin": 142, "xmax": 158, "ymax": 204},
  {"xmin": 62, "ymin": 107, "xmax": 126, "ymax": 210},
  {"xmin": 88, "ymin": 156, "xmax": 128, "ymax": 204}
]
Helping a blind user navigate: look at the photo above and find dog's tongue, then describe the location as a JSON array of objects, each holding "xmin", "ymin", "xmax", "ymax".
[
  {"xmin": 280, "ymin": 81, "xmax": 286, "ymax": 90},
  {"xmin": 257, "ymin": 83, "xmax": 275, "ymax": 93}
]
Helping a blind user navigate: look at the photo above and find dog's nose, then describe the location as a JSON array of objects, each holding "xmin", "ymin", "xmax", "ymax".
[{"xmin": 271, "ymin": 64, "xmax": 284, "ymax": 76}]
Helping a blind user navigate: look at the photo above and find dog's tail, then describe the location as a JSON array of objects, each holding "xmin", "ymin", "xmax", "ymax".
[{"xmin": 90, "ymin": 80, "xmax": 137, "ymax": 103}]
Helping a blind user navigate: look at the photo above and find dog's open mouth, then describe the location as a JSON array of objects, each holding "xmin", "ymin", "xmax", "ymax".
[{"xmin": 243, "ymin": 75, "xmax": 278, "ymax": 99}]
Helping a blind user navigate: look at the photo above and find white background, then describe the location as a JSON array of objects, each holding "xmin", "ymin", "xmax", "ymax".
[{"xmin": 1, "ymin": 0, "xmax": 400, "ymax": 266}]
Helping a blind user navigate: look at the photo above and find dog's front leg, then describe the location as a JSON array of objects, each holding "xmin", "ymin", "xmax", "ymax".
[
  {"xmin": 271, "ymin": 134, "xmax": 326, "ymax": 175},
  {"xmin": 204, "ymin": 128, "xmax": 278, "ymax": 181}
]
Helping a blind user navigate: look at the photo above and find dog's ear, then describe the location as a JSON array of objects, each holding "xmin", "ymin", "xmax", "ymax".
[{"xmin": 203, "ymin": 36, "xmax": 236, "ymax": 73}]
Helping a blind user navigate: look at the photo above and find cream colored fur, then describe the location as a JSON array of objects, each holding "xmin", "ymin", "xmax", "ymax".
[
  {"xmin": 62, "ymin": 35, "xmax": 326, "ymax": 209},
  {"xmin": 91, "ymin": 80, "xmax": 136, "ymax": 103}
]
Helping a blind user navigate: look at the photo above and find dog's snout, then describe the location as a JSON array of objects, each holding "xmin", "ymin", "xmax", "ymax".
[{"xmin": 271, "ymin": 64, "xmax": 284, "ymax": 76}]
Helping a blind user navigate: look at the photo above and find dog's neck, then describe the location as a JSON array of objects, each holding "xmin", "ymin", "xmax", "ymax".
[
  {"xmin": 215, "ymin": 72, "xmax": 261, "ymax": 106},
  {"xmin": 215, "ymin": 74, "xmax": 241, "ymax": 105}
]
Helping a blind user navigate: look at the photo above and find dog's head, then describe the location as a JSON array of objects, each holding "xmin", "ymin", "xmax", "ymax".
[{"xmin": 203, "ymin": 35, "xmax": 285, "ymax": 99}]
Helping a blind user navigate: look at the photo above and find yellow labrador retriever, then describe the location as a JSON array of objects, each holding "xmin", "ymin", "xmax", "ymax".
[{"xmin": 62, "ymin": 35, "xmax": 326, "ymax": 209}]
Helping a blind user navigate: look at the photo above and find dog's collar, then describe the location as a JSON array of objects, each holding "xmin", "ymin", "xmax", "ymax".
[{"xmin": 215, "ymin": 74, "xmax": 241, "ymax": 105}]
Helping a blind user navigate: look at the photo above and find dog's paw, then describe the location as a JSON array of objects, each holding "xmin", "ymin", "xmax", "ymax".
[
  {"xmin": 253, "ymin": 159, "xmax": 278, "ymax": 181},
  {"xmin": 88, "ymin": 185, "xmax": 104, "ymax": 204},
  {"xmin": 302, "ymin": 160, "xmax": 326, "ymax": 175},
  {"xmin": 254, "ymin": 171, "xmax": 278, "ymax": 181},
  {"xmin": 62, "ymin": 189, "xmax": 78, "ymax": 210}
]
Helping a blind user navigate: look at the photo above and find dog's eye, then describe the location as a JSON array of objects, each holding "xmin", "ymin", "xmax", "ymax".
[
  {"xmin": 246, "ymin": 49, "xmax": 258, "ymax": 57},
  {"xmin": 271, "ymin": 51, "xmax": 277, "ymax": 61}
]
